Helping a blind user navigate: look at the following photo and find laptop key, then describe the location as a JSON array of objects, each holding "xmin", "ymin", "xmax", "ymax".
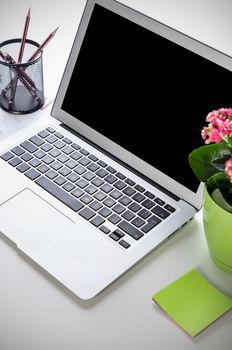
[
  {"xmin": 16, "ymin": 162, "xmax": 30, "ymax": 173},
  {"xmin": 119, "ymin": 196, "xmax": 132, "ymax": 206},
  {"xmin": 119, "ymin": 239, "xmax": 130, "ymax": 249},
  {"xmin": 89, "ymin": 201, "xmax": 103, "ymax": 211},
  {"xmin": 34, "ymin": 150, "xmax": 46, "ymax": 159},
  {"xmin": 79, "ymin": 157, "xmax": 91, "ymax": 166},
  {"xmin": 71, "ymin": 188, "xmax": 84, "ymax": 198},
  {"xmin": 132, "ymin": 192, "xmax": 145, "ymax": 203},
  {"xmin": 154, "ymin": 197, "xmax": 165, "ymax": 206},
  {"xmin": 152, "ymin": 205, "xmax": 170, "ymax": 219},
  {"xmin": 128, "ymin": 202, "xmax": 142, "ymax": 213},
  {"xmin": 125, "ymin": 178, "xmax": 135, "ymax": 186},
  {"xmin": 62, "ymin": 145, "xmax": 74, "ymax": 155},
  {"xmin": 131, "ymin": 217, "xmax": 145, "ymax": 228},
  {"xmin": 142, "ymin": 219, "xmax": 161, "ymax": 233},
  {"xmin": 134, "ymin": 184, "xmax": 145, "ymax": 192},
  {"xmin": 164, "ymin": 204, "xmax": 176, "ymax": 213},
  {"xmin": 85, "ymin": 184, "xmax": 97, "ymax": 195},
  {"xmin": 87, "ymin": 162, "xmax": 100, "ymax": 172},
  {"xmin": 112, "ymin": 203, "xmax": 125, "ymax": 214},
  {"xmin": 88, "ymin": 154, "xmax": 98, "ymax": 162},
  {"xmin": 98, "ymin": 207, "xmax": 112, "ymax": 218},
  {"xmin": 105, "ymin": 174, "xmax": 117, "ymax": 184},
  {"xmin": 8, "ymin": 157, "xmax": 22, "ymax": 167},
  {"xmin": 116, "ymin": 172, "xmax": 126, "ymax": 180},
  {"xmin": 138, "ymin": 208, "xmax": 151, "ymax": 219},
  {"xmin": 80, "ymin": 194, "xmax": 93, "ymax": 204},
  {"xmin": 20, "ymin": 140, "xmax": 38, "ymax": 153},
  {"xmin": 54, "ymin": 176, "xmax": 67, "ymax": 186},
  {"xmin": 108, "ymin": 213, "xmax": 121, "ymax": 224},
  {"xmin": 79, "ymin": 207, "xmax": 96, "ymax": 220},
  {"xmin": 96, "ymin": 168, "xmax": 108, "ymax": 178},
  {"xmin": 46, "ymin": 135, "xmax": 57, "ymax": 144},
  {"xmin": 97, "ymin": 160, "xmax": 107, "ymax": 167},
  {"xmin": 91, "ymin": 177, "xmax": 104, "ymax": 187},
  {"xmin": 102, "ymin": 197, "xmax": 116, "ymax": 208},
  {"xmin": 41, "ymin": 143, "xmax": 53, "ymax": 152},
  {"xmin": 100, "ymin": 225, "xmax": 110, "ymax": 234},
  {"xmin": 118, "ymin": 221, "xmax": 144, "ymax": 240},
  {"xmin": 29, "ymin": 158, "xmax": 41, "ymax": 167},
  {"xmin": 106, "ymin": 166, "xmax": 116, "ymax": 174},
  {"xmin": 121, "ymin": 210, "xmax": 135, "ymax": 221},
  {"xmin": 90, "ymin": 215, "xmax": 105, "ymax": 227},
  {"xmin": 62, "ymin": 182, "xmax": 76, "ymax": 192},
  {"xmin": 141, "ymin": 198, "xmax": 155, "ymax": 209},
  {"xmin": 67, "ymin": 173, "xmax": 80, "ymax": 182},
  {"xmin": 11, "ymin": 146, "xmax": 25, "ymax": 156},
  {"xmin": 110, "ymin": 189, "xmax": 122, "ymax": 199},
  {"xmin": 29, "ymin": 135, "xmax": 44, "ymax": 146},
  {"xmin": 94, "ymin": 191, "xmax": 107, "ymax": 201},
  {"xmin": 144, "ymin": 191, "xmax": 155, "ymax": 199},
  {"xmin": 42, "ymin": 155, "xmax": 54, "ymax": 165},
  {"xmin": 83, "ymin": 171, "xmax": 95, "ymax": 181},
  {"xmin": 46, "ymin": 127, "xmax": 56, "ymax": 133},
  {"xmin": 54, "ymin": 140, "xmax": 65, "ymax": 149},
  {"xmin": 49, "ymin": 148, "xmax": 61, "ymax": 157},
  {"xmin": 114, "ymin": 180, "xmax": 126, "ymax": 190},
  {"xmin": 25, "ymin": 168, "xmax": 41, "ymax": 180},
  {"xmin": 36, "ymin": 176, "xmax": 84, "ymax": 212},
  {"xmin": 38, "ymin": 130, "xmax": 50, "ymax": 138},
  {"xmin": 21, "ymin": 152, "xmax": 33, "ymax": 162},
  {"xmin": 123, "ymin": 186, "xmax": 136, "ymax": 196},
  {"xmin": 71, "ymin": 143, "xmax": 81, "ymax": 150},
  {"xmin": 1, "ymin": 151, "xmax": 14, "ymax": 161},
  {"xmin": 63, "ymin": 137, "xmax": 72, "ymax": 144},
  {"xmin": 46, "ymin": 170, "xmax": 58, "ymax": 180},
  {"xmin": 37, "ymin": 164, "xmax": 50, "ymax": 174}
]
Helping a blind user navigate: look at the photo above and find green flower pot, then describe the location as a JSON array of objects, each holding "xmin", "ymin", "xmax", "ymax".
[{"xmin": 203, "ymin": 186, "xmax": 232, "ymax": 273}]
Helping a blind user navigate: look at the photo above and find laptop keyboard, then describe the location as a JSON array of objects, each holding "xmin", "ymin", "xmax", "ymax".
[{"xmin": 1, "ymin": 126, "xmax": 176, "ymax": 250}]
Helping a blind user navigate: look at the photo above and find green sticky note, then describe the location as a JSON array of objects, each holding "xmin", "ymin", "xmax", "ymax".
[{"xmin": 152, "ymin": 269, "xmax": 232, "ymax": 337}]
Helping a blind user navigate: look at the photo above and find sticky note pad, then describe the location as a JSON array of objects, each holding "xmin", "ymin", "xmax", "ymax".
[{"xmin": 152, "ymin": 269, "xmax": 232, "ymax": 337}]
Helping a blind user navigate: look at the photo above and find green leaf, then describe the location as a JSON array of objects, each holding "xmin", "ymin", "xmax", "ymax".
[
  {"xmin": 211, "ymin": 188, "xmax": 232, "ymax": 213},
  {"xmin": 188, "ymin": 142, "xmax": 231, "ymax": 182},
  {"xmin": 207, "ymin": 173, "xmax": 232, "ymax": 205}
]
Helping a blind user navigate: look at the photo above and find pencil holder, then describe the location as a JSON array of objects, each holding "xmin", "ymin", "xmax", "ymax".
[{"xmin": 0, "ymin": 38, "xmax": 45, "ymax": 114}]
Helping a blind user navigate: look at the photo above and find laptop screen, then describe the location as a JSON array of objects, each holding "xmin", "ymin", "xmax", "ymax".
[{"xmin": 62, "ymin": 3, "xmax": 232, "ymax": 193}]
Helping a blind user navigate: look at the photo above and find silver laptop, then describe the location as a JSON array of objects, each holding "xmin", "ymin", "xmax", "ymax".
[{"xmin": 0, "ymin": 0, "xmax": 231, "ymax": 300}]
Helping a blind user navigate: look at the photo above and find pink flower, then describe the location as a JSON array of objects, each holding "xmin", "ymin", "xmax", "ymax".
[
  {"xmin": 203, "ymin": 108, "xmax": 232, "ymax": 144},
  {"xmin": 208, "ymin": 128, "xmax": 221, "ymax": 143},
  {"xmin": 201, "ymin": 126, "xmax": 208, "ymax": 141},
  {"xmin": 225, "ymin": 158, "xmax": 232, "ymax": 182},
  {"xmin": 220, "ymin": 121, "xmax": 232, "ymax": 136}
]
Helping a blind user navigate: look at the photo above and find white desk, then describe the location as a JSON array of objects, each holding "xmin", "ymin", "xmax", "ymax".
[{"xmin": 0, "ymin": 1, "xmax": 232, "ymax": 349}]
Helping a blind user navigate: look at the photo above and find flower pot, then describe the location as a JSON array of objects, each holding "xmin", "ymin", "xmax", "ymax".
[{"xmin": 203, "ymin": 186, "xmax": 232, "ymax": 273}]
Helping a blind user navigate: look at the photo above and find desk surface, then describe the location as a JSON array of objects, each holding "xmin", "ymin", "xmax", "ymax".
[{"xmin": 0, "ymin": 1, "xmax": 232, "ymax": 349}]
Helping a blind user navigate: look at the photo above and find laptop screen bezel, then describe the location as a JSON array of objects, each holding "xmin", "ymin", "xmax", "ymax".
[{"xmin": 52, "ymin": 0, "xmax": 232, "ymax": 210}]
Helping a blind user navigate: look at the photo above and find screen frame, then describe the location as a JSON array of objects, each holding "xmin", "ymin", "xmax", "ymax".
[{"xmin": 52, "ymin": 0, "xmax": 232, "ymax": 210}]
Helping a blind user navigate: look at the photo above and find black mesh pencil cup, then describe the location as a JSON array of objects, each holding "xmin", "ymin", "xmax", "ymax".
[{"xmin": 0, "ymin": 38, "xmax": 45, "ymax": 114}]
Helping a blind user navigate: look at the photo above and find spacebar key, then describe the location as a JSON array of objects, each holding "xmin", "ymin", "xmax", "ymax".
[
  {"xmin": 35, "ymin": 176, "xmax": 84, "ymax": 212},
  {"xmin": 118, "ymin": 221, "xmax": 144, "ymax": 240}
]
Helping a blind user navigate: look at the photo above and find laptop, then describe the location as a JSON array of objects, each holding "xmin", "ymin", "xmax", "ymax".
[{"xmin": 0, "ymin": 0, "xmax": 232, "ymax": 300}]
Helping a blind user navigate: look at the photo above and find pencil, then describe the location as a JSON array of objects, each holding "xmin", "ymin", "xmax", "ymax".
[
  {"xmin": 18, "ymin": 8, "xmax": 31, "ymax": 63},
  {"xmin": 28, "ymin": 27, "xmax": 58, "ymax": 62}
]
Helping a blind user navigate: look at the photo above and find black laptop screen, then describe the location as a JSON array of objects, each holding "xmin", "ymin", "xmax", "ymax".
[{"xmin": 62, "ymin": 4, "xmax": 232, "ymax": 192}]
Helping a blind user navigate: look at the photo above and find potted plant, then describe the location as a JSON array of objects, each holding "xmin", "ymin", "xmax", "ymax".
[{"xmin": 188, "ymin": 108, "xmax": 232, "ymax": 273}]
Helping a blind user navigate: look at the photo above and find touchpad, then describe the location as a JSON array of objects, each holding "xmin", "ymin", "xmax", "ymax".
[{"xmin": 0, "ymin": 189, "xmax": 74, "ymax": 252}]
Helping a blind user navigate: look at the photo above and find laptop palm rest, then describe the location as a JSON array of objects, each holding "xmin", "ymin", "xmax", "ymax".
[{"xmin": 0, "ymin": 188, "xmax": 74, "ymax": 252}]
